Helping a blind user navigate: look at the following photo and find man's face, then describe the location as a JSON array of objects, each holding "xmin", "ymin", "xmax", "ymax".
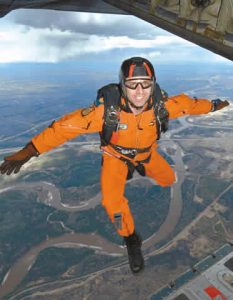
[{"xmin": 124, "ymin": 76, "xmax": 153, "ymax": 108}]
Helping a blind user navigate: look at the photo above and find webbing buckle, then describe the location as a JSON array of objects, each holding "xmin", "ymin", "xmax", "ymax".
[
  {"xmin": 121, "ymin": 148, "xmax": 137, "ymax": 156},
  {"xmin": 105, "ymin": 105, "xmax": 120, "ymax": 126}
]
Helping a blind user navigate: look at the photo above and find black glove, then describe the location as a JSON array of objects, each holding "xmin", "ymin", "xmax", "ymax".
[
  {"xmin": 211, "ymin": 99, "xmax": 230, "ymax": 112},
  {"xmin": 0, "ymin": 142, "xmax": 39, "ymax": 175}
]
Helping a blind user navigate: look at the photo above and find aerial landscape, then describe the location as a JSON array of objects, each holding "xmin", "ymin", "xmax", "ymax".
[
  {"xmin": 0, "ymin": 2, "xmax": 232, "ymax": 299},
  {"xmin": 0, "ymin": 61, "xmax": 232, "ymax": 299}
]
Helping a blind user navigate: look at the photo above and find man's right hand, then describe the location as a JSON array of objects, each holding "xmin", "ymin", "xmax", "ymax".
[{"xmin": 0, "ymin": 142, "xmax": 39, "ymax": 175}]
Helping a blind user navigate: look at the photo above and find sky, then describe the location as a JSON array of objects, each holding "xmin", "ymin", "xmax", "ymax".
[{"xmin": 0, "ymin": 8, "xmax": 231, "ymax": 65}]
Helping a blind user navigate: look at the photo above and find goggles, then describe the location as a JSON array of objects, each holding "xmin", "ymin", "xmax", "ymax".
[{"xmin": 124, "ymin": 79, "xmax": 153, "ymax": 90}]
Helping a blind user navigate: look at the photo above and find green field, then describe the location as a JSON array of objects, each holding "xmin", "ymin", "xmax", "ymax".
[
  {"xmin": 0, "ymin": 190, "xmax": 63, "ymax": 283},
  {"xmin": 21, "ymin": 246, "xmax": 122, "ymax": 287}
]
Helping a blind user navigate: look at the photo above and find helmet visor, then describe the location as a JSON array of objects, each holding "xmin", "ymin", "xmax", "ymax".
[{"xmin": 124, "ymin": 79, "xmax": 153, "ymax": 90}]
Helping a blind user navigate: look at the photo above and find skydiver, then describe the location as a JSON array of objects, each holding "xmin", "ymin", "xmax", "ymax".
[{"xmin": 0, "ymin": 57, "xmax": 230, "ymax": 274}]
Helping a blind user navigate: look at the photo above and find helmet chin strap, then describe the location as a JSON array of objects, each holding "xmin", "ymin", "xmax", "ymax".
[
  {"xmin": 128, "ymin": 100, "xmax": 144, "ymax": 110},
  {"xmin": 128, "ymin": 98, "xmax": 149, "ymax": 110}
]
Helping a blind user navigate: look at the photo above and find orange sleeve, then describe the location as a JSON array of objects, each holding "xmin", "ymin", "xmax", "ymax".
[
  {"xmin": 165, "ymin": 94, "xmax": 212, "ymax": 119},
  {"xmin": 32, "ymin": 104, "xmax": 104, "ymax": 154}
]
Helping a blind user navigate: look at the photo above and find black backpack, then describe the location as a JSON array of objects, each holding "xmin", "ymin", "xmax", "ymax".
[{"xmin": 96, "ymin": 83, "xmax": 169, "ymax": 146}]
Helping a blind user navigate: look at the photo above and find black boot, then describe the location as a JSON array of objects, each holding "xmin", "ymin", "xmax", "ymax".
[{"xmin": 124, "ymin": 231, "xmax": 144, "ymax": 273}]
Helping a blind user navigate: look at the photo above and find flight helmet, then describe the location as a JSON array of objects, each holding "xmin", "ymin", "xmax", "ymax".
[
  {"xmin": 119, "ymin": 56, "xmax": 156, "ymax": 86},
  {"xmin": 119, "ymin": 57, "xmax": 156, "ymax": 109}
]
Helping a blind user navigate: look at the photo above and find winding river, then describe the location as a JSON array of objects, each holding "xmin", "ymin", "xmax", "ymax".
[{"xmin": 0, "ymin": 138, "xmax": 186, "ymax": 299}]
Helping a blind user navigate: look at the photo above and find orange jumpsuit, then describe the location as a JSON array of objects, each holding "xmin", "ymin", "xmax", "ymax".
[{"xmin": 32, "ymin": 93, "xmax": 212, "ymax": 237}]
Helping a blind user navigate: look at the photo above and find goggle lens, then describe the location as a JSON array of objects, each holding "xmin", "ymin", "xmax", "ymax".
[{"xmin": 124, "ymin": 80, "xmax": 153, "ymax": 90}]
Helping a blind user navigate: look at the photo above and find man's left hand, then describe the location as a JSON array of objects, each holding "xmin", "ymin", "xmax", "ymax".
[{"xmin": 211, "ymin": 99, "xmax": 230, "ymax": 112}]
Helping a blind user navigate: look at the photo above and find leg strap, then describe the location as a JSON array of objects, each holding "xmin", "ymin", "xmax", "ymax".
[{"xmin": 120, "ymin": 155, "xmax": 151, "ymax": 180}]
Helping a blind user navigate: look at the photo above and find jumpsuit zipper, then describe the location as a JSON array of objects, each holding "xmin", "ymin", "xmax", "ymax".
[
  {"xmin": 60, "ymin": 123, "xmax": 90, "ymax": 130},
  {"xmin": 135, "ymin": 113, "xmax": 143, "ymax": 150}
]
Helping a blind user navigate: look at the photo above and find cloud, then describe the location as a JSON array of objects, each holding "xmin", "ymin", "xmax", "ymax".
[
  {"xmin": 0, "ymin": 78, "xmax": 63, "ymax": 94},
  {"xmin": 7, "ymin": 9, "xmax": 166, "ymax": 39},
  {"xmin": 0, "ymin": 16, "xmax": 191, "ymax": 63},
  {"xmin": 0, "ymin": 9, "xmax": 230, "ymax": 64}
]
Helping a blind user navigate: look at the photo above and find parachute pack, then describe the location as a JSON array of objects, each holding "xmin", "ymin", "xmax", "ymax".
[{"xmin": 96, "ymin": 83, "xmax": 169, "ymax": 146}]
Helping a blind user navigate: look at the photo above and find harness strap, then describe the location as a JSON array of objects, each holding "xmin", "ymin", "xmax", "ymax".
[
  {"xmin": 120, "ymin": 155, "xmax": 151, "ymax": 180},
  {"xmin": 101, "ymin": 146, "xmax": 151, "ymax": 180},
  {"xmin": 110, "ymin": 144, "xmax": 152, "ymax": 159}
]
